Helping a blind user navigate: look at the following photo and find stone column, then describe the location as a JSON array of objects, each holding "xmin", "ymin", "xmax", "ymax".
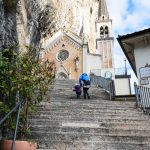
[{"xmin": 83, "ymin": 44, "xmax": 88, "ymax": 73}]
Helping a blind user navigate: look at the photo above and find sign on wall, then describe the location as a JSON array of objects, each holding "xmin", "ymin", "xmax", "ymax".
[
  {"xmin": 104, "ymin": 71, "xmax": 112, "ymax": 79},
  {"xmin": 139, "ymin": 66, "xmax": 150, "ymax": 78},
  {"xmin": 140, "ymin": 78, "xmax": 149, "ymax": 85}
]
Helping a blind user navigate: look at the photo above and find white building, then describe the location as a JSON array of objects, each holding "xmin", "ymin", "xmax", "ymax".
[{"xmin": 117, "ymin": 28, "xmax": 150, "ymax": 88}]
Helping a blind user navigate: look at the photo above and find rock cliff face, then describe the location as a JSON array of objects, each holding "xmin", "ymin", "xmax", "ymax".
[
  {"xmin": 0, "ymin": 0, "xmax": 99, "ymax": 51},
  {"xmin": 0, "ymin": 0, "xmax": 56, "ymax": 49},
  {"xmin": 0, "ymin": 0, "xmax": 18, "ymax": 49}
]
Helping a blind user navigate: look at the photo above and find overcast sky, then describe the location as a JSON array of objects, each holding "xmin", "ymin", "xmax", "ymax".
[{"xmin": 106, "ymin": 0, "xmax": 150, "ymax": 92}]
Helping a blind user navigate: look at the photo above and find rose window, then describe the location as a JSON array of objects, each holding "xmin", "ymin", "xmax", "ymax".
[{"xmin": 57, "ymin": 50, "xmax": 69, "ymax": 61}]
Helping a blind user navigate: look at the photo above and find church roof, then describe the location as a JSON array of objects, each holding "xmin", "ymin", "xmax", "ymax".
[
  {"xmin": 45, "ymin": 30, "xmax": 83, "ymax": 51},
  {"xmin": 98, "ymin": 0, "xmax": 109, "ymax": 18}
]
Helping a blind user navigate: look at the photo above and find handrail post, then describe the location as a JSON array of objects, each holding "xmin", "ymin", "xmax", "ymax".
[{"xmin": 11, "ymin": 103, "xmax": 22, "ymax": 150}]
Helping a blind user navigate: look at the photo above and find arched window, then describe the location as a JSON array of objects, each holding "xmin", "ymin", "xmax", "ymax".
[
  {"xmin": 90, "ymin": 7, "xmax": 92, "ymax": 14},
  {"xmin": 100, "ymin": 26, "xmax": 104, "ymax": 37},
  {"xmin": 104, "ymin": 26, "xmax": 109, "ymax": 37},
  {"xmin": 56, "ymin": 50, "xmax": 69, "ymax": 62},
  {"xmin": 105, "ymin": 26, "xmax": 108, "ymax": 34}
]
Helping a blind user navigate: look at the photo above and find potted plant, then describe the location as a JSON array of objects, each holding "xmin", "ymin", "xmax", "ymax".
[{"xmin": 0, "ymin": 46, "xmax": 56, "ymax": 150}]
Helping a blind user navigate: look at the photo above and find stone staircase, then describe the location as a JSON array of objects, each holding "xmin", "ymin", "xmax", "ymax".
[{"xmin": 29, "ymin": 79, "xmax": 150, "ymax": 150}]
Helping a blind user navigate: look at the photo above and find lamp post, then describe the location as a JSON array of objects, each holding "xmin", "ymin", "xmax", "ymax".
[{"xmin": 124, "ymin": 58, "xmax": 127, "ymax": 75}]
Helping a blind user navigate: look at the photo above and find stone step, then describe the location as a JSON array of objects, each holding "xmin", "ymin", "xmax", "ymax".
[
  {"xmin": 37, "ymin": 107, "xmax": 141, "ymax": 116},
  {"xmin": 48, "ymin": 91, "xmax": 107, "ymax": 96},
  {"xmin": 51, "ymin": 84, "xmax": 102, "ymax": 87},
  {"xmin": 37, "ymin": 143, "xmax": 150, "ymax": 150},
  {"xmin": 48, "ymin": 86, "xmax": 106, "ymax": 92},
  {"xmin": 36, "ymin": 106, "xmax": 138, "ymax": 112},
  {"xmin": 37, "ymin": 101, "xmax": 136, "ymax": 107},
  {"xmin": 53, "ymin": 85, "xmax": 77, "ymax": 87},
  {"xmin": 31, "ymin": 133, "xmax": 150, "ymax": 144},
  {"xmin": 51, "ymin": 82, "xmax": 76, "ymax": 85},
  {"xmin": 49, "ymin": 88, "xmax": 74, "ymax": 90},
  {"xmin": 29, "ymin": 120, "xmax": 150, "ymax": 129},
  {"xmin": 34, "ymin": 111, "xmax": 145, "ymax": 118},
  {"xmin": 39, "ymin": 104, "xmax": 136, "ymax": 108},
  {"xmin": 29, "ymin": 119, "xmax": 150, "ymax": 126},
  {"xmin": 36, "ymin": 142, "xmax": 150, "ymax": 150},
  {"xmin": 37, "ymin": 102, "xmax": 137, "ymax": 107},
  {"xmin": 30, "ymin": 113, "xmax": 150, "ymax": 121},
  {"xmin": 49, "ymin": 90, "xmax": 108, "ymax": 95},
  {"xmin": 38, "ymin": 100, "xmax": 136, "ymax": 106},
  {"xmin": 53, "ymin": 81, "xmax": 77, "ymax": 85},
  {"xmin": 30, "ymin": 125, "xmax": 150, "ymax": 136},
  {"xmin": 48, "ymin": 93, "xmax": 108, "ymax": 99},
  {"xmin": 46, "ymin": 97, "xmax": 109, "ymax": 101}
]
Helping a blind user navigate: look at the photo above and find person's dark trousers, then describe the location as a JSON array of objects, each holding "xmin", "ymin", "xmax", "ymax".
[
  {"xmin": 83, "ymin": 88, "xmax": 90, "ymax": 99},
  {"xmin": 76, "ymin": 92, "xmax": 81, "ymax": 99}
]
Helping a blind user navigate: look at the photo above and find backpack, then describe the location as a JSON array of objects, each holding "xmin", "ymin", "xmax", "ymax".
[
  {"xmin": 80, "ymin": 73, "xmax": 90, "ymax": 81},
  {"xmin": 83, "ymin": 80, "xmax": 91, "ymax": 88}
]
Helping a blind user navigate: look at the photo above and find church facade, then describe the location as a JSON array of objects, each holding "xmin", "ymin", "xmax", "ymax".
[{"xmin": 42, "ymin": 0, "xmax": 114, "ymax": 80}]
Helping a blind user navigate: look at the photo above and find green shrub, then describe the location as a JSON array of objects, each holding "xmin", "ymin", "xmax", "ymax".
[{"xmin": 0, "ymin": 46, "xmax": 55, "ymax": 140}]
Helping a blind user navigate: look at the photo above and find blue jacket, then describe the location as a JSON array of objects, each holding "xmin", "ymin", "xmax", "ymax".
[{"xmin": 79, "ymin": 73, "xmax": 90, "ymax": 86}]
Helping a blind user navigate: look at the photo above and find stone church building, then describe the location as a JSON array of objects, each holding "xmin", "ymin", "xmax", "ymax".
[{"xmin": 42, "ymin": 0, "xmax": 114, "ymax": 80}]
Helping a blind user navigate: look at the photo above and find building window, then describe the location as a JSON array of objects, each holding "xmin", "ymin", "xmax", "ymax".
[
  {"xmin": 100, "ymin": 26, "xmax": 104, "ymax": 38},
  {"xmin": 105, "ymin": 26, "xmax": 109, "ymax": 37},
  {"xmin": 56, "ymin": 50, "xmax": 69, "ymax": 62},
  {"xmin": 62, "ymin": 44, "xmax": 65, "ymax": 47},
  {"xmin": 90, "ymin": 7, "xmax": 92, "ymax": 14},
  {"xmin": 100, "ymin": 26, "xmax": 109, "ymax": 38}
]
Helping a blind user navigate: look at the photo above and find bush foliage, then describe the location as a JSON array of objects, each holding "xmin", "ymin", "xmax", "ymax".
[{"xmin": 0, "ymin": 46, "xmax": 55, "ymax": 139}]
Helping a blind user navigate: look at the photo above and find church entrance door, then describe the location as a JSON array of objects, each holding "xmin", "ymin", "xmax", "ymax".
[{"xmin": 57, "ymin": 72, "xmax": 68, "ymax": 79}]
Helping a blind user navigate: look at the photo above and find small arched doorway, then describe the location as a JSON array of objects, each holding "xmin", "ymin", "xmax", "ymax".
[{"xmin": 57, "ymin": 72, "xmax": 68, "ymax": 79}]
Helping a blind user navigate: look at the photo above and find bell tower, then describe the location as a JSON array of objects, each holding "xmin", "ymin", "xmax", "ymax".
[{"xmin": 96, "ymin": 0, "xmax": 114, "ymax": 69}]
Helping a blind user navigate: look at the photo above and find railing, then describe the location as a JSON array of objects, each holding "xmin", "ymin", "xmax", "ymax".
[
  {"xmin": 134, "ymin": 82, "xmax": 150, "ymax": 114},
  {"xmin": 0, "ymin": 101, "xmax": 23, "ymax": 150},
  {"xmin": 90, "ymin": 74, "xmax": 115, "ymax": 100}
]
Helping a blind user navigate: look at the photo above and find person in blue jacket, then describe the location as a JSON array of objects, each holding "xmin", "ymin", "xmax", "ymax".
[{"xmin": 79, "ymin": 73, "xmax": 91, "ymax": 99}]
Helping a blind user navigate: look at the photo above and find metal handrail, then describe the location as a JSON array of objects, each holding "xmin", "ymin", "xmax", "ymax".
[
  {"xmin": 0, "ymin": 101, "xmax": 23, "ymax": 150},
  {"xmin": 134, "ymin": 82, "xmax": 150, "ymax": 114},
  {"xmin": 90, "ymin": 74, "xmax": 115, "ymax": 100}
]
